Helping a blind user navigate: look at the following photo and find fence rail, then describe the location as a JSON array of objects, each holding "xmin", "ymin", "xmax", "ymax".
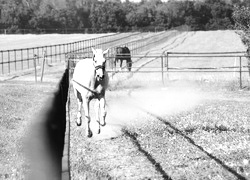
[
  {"xmin": 0, "ymin": 29, "xmax": 187, "ymax": 76},
  {"xmin": 66, "ymin": 51, "xmax": 250, "ymax": 88},
  {"xmin": 0, "ymin": 32, "xmax": 143, "ymax": 75},
  {"xmin": 3, "ymin": 30, "xmax": 248, "ymax": 89},
  {"xmin": 164, "ymin": 52, "xmax": 249, "ymax": 88}
]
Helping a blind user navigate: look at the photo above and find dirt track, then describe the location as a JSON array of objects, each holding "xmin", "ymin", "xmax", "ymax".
[
  {"xmin": 69, "ymin": 77, "xmax": 250, "ymax": 180},
  {"xmin": 69, "ymin": 31, "xmax": 250, "ymax": 180}
]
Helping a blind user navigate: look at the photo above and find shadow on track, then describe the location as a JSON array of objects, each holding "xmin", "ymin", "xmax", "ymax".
[
  {"xmin": 145, "ymin": 111, "xmax": 247, "ymax": 180},
  {"xmin": 122, "ymin": 129, "xmax": 173, "ymax": 180}
]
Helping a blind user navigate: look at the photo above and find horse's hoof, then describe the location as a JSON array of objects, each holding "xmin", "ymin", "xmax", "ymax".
[
  {"xmin": 76, "ymin": 118, "xmax": 82, "ymax": 126},
  {"xmin": 76, "ymin": 122, "xmax": 81, "ymax": 126},
  {"xmin": 100, "ymin": 121, "xmax": 106, "ymax": 126},
  {"xmin": 86, "ymin": 130, "xmax": 93, "ymax": 138}
]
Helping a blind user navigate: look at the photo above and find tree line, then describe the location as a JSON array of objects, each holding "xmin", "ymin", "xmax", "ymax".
[
  {"xmin": 0, "ymin": 0, "xmax": 250, "ymax": 33},
  {"xmin": 233, "ymin": 4, "xmax": 250, "ymax": 49}
]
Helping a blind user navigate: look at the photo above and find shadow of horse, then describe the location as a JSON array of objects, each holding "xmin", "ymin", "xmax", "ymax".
[{"xmin": 114, "ymin": 46, "xmax": 132, "ymax": 71}]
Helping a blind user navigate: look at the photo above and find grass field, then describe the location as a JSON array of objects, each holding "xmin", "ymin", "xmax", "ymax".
[
  {"xmin": 0, "ymin": 63, "xmax": 65, "ymax": 179},
  {"xmin": 1, "ymin": 30, "xmax": 250, "ymax": 180}
]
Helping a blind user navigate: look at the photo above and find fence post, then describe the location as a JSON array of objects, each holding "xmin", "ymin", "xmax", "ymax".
[
  {"xmin": 33, "ymin": 55, "xmax": 37, "ymax": 82},
  {"xmin": 55, "ymin": 45, "xmax": 57, "ymax": 62},
  {"xmin": 233, "ymin": 57, "xmax": 237, "ymax": 77},
  {"xmin": 40, "ymin": 50, "xmax": 47, "ymax": 82},
  {"xmin": 161, "ymin": 56, "xmax": 164, "ymax": 85},
  {"xmin": 165, "ymin": 52, "xmax": 169, "ymax": 68},
  {"xmin": 239, "ymin": 56, "xmax": 242, "ymax": 89},
  {"xmin": 8, "ymin": 50, "xmax": 10, "ymax": 73},
  {"xmin": 14, "ymin": 50, "xmax": 17, "ymax": 71},
  {"xmin": 27, "ymin": 49, "xmax": 30, "ymax": 69},
  {"xmin": 45, "ymin": 46, "xmax": 48, "ymax": 65},
  {"xmin": 21, "ymin": 49, "xmax": 23, "ymax": 70},
  {"xmin": 1, "ymin": 51, "xmax": 3, "ymax": 74},
  {"xmin": 166, "ymin": 52, "xmax": 169, "ymax": 80},
  {"xmin": 50, "ymin": 46, "xmax": 52, "ymax": 64}
]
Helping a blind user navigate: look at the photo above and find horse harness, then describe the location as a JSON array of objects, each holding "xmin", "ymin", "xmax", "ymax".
[{"xmin": 72, "ymin": 57, "xmax": 106, "ymax": 96}]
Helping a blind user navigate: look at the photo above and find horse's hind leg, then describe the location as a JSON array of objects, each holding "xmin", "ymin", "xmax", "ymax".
[
  {"xmin": 114, "ymin": 58, "xmax": 117, "ymax": 71},
  {"xmin": 94, "ymin": 100, "xmax": 101, "ymax": 134},
  {"xmin": 99, "ymin": 97, "xmax": 107, "ymax": 126},
  {"xmin": 120, "ymin": 59, "xmax": 123, "ymax": 71}
]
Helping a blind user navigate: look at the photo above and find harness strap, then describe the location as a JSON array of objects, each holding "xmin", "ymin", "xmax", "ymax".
[
  {"xmin": 72, "ymin": 79, "xmax": 97, "ymax": 95},
  {"xmin": 73, "ymin": 55, "xmax": 105, "ymax": 95},
  {"xmin": 95, "ymin": 65, "xmax": 105, "ymax": 71},
  {"xmin": 93, "ymin": 55, "xmax": 105, "ymax": 71}
]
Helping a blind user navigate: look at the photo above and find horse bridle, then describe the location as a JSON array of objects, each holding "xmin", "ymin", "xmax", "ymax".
[
  {"xmin": 72, "ymin": 55, "xmax": 106, "ymax": 96},
  {"xmin": 93, "ymin": 55, "xmax": 106, "ymax": 71},
  {"xmin": 95, "ymin": 65, "xmax": 105, "ymax": 71}
]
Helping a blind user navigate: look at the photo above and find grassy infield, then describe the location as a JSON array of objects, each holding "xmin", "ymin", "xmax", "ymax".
[
  {"xmin": 0, "ymin": 31, "xmax": 250, "ymax": 180},
  {"xmin": 0, "ymin": 64, "xmax": 65, "ymax": 179}
]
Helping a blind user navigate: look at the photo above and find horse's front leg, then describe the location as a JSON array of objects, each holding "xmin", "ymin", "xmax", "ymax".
[
  {"xmin": 83, "ymin": 98, "xmax": 92, "ymax": 138},
  {"xmin": 76, "ymin": 99, "xmax": 82, "ymax": 126},
  {"xmin": 99, "ymin": 96, "xmax": 107, "ymax": 126},
  {"xmin": 126, "ymin": 60, "xmax": 131, "ymax": 72},
  {"xmin": 120, "ymin": 59, "xmax": 123, "ymax": 71},
  {"xmin": 73, "ymin": 88, "xmax": 82, "ymax": 126},
  {"xmin": 114, "ymin": 58, "xmax": 117, "ymax": 71},
  {"xmin": 94, "ymin": 99, "xmax": 101, "ymax": 134}
]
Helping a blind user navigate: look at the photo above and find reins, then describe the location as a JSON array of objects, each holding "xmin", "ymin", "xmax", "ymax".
[{"xmin": 72, "ymin": 79, "xmax": 98, "ymax": 95}]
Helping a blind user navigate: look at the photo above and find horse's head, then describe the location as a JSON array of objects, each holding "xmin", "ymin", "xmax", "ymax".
[
  {"xmin": 116, "ymin": 47, "xmax": 123, "ymax": 54},
  {"xmin": 123, "ymin": 46, "xmax": 130, "ymax": 53},
  {"xmin": 92, "ymin": 47, "xmax": 109, "ymax": 81}
]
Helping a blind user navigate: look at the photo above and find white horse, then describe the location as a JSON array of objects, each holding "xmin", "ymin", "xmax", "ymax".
[{"xmin": 72, "ymin": 48, "xmax": 109, "ymax": 137}]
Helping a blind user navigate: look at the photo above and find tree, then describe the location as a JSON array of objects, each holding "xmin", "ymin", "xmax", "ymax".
[
  {"xmin": 241, "ymin": 0, "xmax": 250, "ymax": 7},
  {"xmin": 205, "ymin": 0, "xmax": 234, "ymax": 30},
  {"xmin": 0, "ymin": 0, "xmax": 34, "ymax": 32},
  {"xmin": 165, "ymin": 1, "xmax": 186, "ymax": 28},
  {"xmin": 155, "ymin": 3, "xmax": 169, "ymax": 28},
  {"xmin": 233, "ymin": 5, "xmax": 250, "ymax": 76},
  {"xmin": 233, "ymin": 6, "xmax": 250, "ymax": 45},
  {"xmin": 0, "ymin": 0, "xmax": 239, "ymax": 33},
  {"xmin": 126, "ymin": 4, "xmax": 153, "ymax": 28},
  {"xmin": 191, "ymin": 2, "xmax": 211, "ymax": 30},
  {"xmin": 90, "ymin": 1, "xmax": 127, "ymax": 32}
]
